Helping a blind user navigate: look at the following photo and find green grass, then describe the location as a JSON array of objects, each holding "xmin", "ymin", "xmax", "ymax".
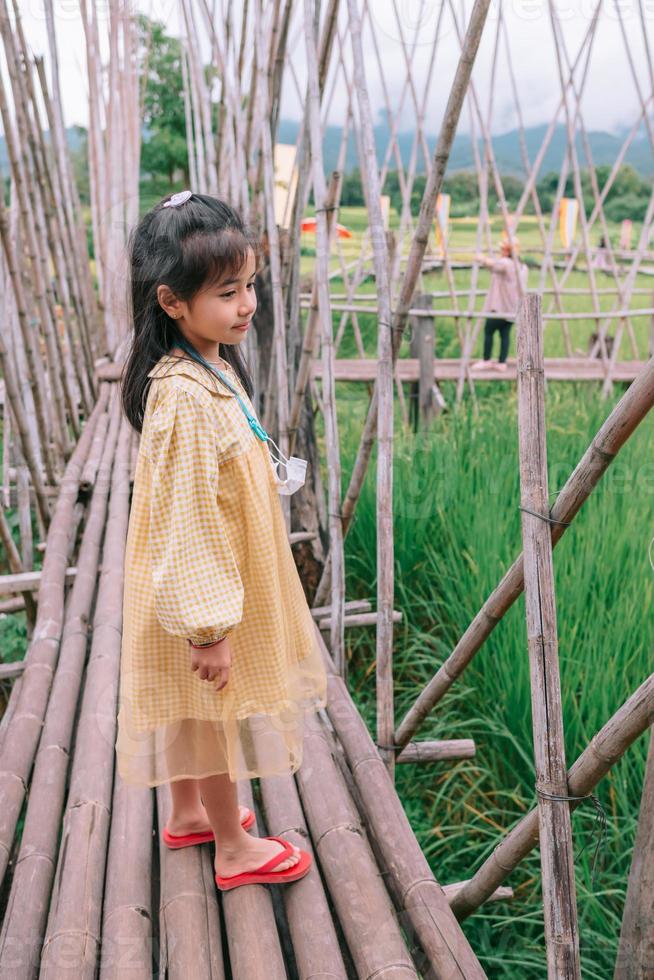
[
  {"xmin": 321, "ymin": 381, "xmax": 653, "ymax": 978},
  {"xmin": 0, "ymin": 482, "xmax": 36, "ymax": 662}
]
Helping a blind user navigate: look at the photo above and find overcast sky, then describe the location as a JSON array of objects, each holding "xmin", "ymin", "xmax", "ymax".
[{"xmin": 12, "ymin": 0, "xmax": 654, "ymax": 137}]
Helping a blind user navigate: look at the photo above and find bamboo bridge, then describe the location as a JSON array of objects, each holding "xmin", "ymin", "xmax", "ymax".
[
  {"xmin": 1, "ymin": 0, "xmax": 654, "ymax": 975},
  {"xmin": 0, "ymin": 341, "xmax": 652, "ymax": 978}
]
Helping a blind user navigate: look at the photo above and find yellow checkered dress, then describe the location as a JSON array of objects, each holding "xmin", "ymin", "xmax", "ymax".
[{"xmin": 115, "ymin": 353, "xmax": 328, "ymax": 787}]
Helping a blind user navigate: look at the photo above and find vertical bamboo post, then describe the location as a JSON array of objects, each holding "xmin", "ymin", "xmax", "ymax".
[
  {"xmin": 516, "ymin": 291, "xmax": 581, "ymax": 979},
  {"xmin": 303, "ymin": 0, "xmax": 345, "ymax": 677},
  {"xmin": 408, "ymin": 294, "xmax": 438, "ymax": 431},
  {"xmin": 345, "ymin": 0, "xmax": 396, "ymax": 778},
  {"xmin": 613, "ymin": 725, "xmax": 654, "ymax": 979}
]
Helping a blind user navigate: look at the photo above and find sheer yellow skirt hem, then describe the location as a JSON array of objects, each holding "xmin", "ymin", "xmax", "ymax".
[{"xmin": 115, "ymin": 691, "xmax": 328, "ymax": 789}]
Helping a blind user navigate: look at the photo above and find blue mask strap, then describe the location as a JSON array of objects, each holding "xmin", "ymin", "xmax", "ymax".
[
  {"xmin": 209, "ymin": 367, "xmax": 270, "ymax": 443},
  {"xmin": 169, "ymin": 342, "xmax": 271, "ymax": 442}
]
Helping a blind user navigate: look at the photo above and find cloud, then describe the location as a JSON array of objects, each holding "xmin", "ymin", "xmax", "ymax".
[{"xmin": 12, "ymin": 0, "xmax": 651, "ymax": 139}]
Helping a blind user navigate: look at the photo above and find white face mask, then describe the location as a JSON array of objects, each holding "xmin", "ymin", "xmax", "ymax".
[
  {"xmin": 271, "ymin": 454, "xmax": 307, "ymax": 495},
  {"xmin": 267, "ymin": 438, "xmax": 307, "ymax": 495}
]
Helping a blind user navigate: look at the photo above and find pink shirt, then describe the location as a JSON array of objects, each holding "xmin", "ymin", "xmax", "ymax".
[{"xmin": 482, "ymin": 257, "xmax": 528, "ymax": 319}]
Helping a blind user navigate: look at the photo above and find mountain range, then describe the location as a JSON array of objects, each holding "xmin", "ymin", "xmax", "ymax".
[{"xmin": 2, "ymin": 119, "xmax": 651, "ymax": 182}]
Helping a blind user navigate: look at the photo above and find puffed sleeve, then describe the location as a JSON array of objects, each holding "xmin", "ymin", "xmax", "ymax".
[{"xmin": 147, "ymin": 384, "xmax": 244, "ymax": 645}]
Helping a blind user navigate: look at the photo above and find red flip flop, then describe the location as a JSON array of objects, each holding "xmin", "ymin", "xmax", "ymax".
[
  {"xmin": 162, "ymin": 806, "xmax": 255, "ymax": 849},
  {"xmin": 214, "ymin": 835, "xmax": 312, "ymax": 891}
]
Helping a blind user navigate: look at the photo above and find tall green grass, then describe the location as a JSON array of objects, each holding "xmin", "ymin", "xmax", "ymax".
[{"xmin": 333, "ymin": 383, "xmax": 653, "ymax": 978}]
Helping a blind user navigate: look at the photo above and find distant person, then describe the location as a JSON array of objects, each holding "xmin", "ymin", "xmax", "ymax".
[
  {"xmin": 587, "ymin": 330, "xmax": 614, "ymax": 359},
  {"xmin": 472, "ymin": 238, "xmax": 528, "ymax": 372},
  {"xmin": 592, "ymin": 234, "xmax": 610, "ymax": 272}
]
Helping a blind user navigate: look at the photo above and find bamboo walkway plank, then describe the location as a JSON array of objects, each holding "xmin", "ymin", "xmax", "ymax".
[{"xmin": 311, "ymin": 357, "xmax": 649, "ymax": 383}]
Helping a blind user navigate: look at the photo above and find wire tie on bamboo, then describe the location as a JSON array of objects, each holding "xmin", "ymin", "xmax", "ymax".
[
  {"xmin": 535, "ymin": 787, "xmax": 607, "ymax": 884},
  {"xmin": 377, "ymin": 318, "xmax": 409, "ymax": 341},
  {"xmin": 375, "ymin": 742, "xmax": 400, "ymax": 751},
  {"xmin": 518, "ymin": 505, "xmax": 571, "ymax": 528},
  {"xmin": 314, "ymin": 205, "xmax": 338, "ymax": 213}
]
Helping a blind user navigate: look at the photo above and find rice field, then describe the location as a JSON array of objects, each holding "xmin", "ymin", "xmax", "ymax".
[
  {"xmin": 308, "ymin": 220, "xmax": 653, "ymax": 974},
  {"xmin": 319, "ymin": 376, "xmax": 653, "ymax": 978}
]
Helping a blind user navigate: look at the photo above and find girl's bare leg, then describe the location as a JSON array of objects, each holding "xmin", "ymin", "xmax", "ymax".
[
  {"xmin": 198, "ymin": 772, "xmax": 301, "ymax": 876},
  {"xmin": 168, "ymin": 776, "xmax": 249, "ymax": 835}
]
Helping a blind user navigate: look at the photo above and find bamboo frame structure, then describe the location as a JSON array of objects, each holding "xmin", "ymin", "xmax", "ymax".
[
  {"xmin": 395, "ymin": 354, "xmax": 654, "ymax": 749},
  {"xmin": 450, "ymin": 673, "xmax": 654, "ymax": 920},
  {"xmin": 0, "ymin": 0, "xmax": 653, "ymax": 974}
]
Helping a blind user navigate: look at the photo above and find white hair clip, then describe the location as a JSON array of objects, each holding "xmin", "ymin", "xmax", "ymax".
[{"xmin": 164, "ymin": 190, "xmax": 193, "ymax": 208}]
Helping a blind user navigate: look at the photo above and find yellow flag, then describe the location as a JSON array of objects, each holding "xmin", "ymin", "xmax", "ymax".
[
  {"xmin": 559, "ymin": 197, "xmax": 579, "ymax": 249},
  {"xmin": 434, "ymin": 193, "xmax": 450, "ymax": 256}
]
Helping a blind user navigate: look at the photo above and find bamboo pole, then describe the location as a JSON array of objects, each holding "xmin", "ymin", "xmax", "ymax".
[
  {"xmin": 297, "ymin": 713, "xmax": 420, "ymax": 976},
  {"xmin": 304, "ymin": 3, "xmax": 346, "ymax": 678},
  {"xmin": 451, "ymin": 672, "xmax": 654, "ymax": 920},
  {"xmin": 600, "ymin": 190, "xmax": 654, "ymax": 398},
  {"xmin": 0, "ymin": 154, "xmax": 57, "ymax": 486},
  {"xmin": 394, "ymin": 354, "xmax": 654, "ymax": 749},
  {"xmin": 547, "ymin": 1, "xmax": 605, "ymax": 376},
  {"xmin": 0, "ymin": 231, "xmax": 52, "ymax": 526},
  {"xmin": 316, "ymin": 628, "xmax": 488, "ymax": 977},
  {"xmin": 301, "ymin": 301, "xmax": 654, "ymax": 321},
  {"xmin": 99, "ymin": 783, "xmax": 154, "ymax": 978},
  {"xmin": 0, "ymin": 500, "xmax": 36, "ymax": 628},
  {"xmin": 0, "ymin": 392, "xmax": 123, "ymax": 969},
  {"xmin": 255, "ymin": 6, "xmax": 293, "ymax": 538},
  {"xmin": 516, "ymin": 293, "xmax": 580, "ymax": 977},
  {"xmin": 0, "ymin": 389, "xmax": 109, "ymax": 889},
  {"xmin": 613, "ymin": 726, "xmax": 654, "ymax": 979},
  {"xmin": 314, "ymin": 0, "xmax": 493, "ymax": 608},
  {"xmin": 41, "ymin": 0, "xmax": 100, "ymax": 397},
  {"xmin": 345, "ymin": 0, "xmax": 398, "ymax": 777},
  {"xmin": 155, "ymin": 786, "xmax": 228, "ymax": 977},
  {"xmin": 500, "ymin": 12, "xmax": 574, "ymax": 359},
  {"xmin": 541, "ymin": 94, "xmax": 654, "ymax": 327},
  {"xmin": 9, "ymin": 1, "xmax": 85, "ymax": 437},
  {"xmin": 39, "ymin": 397, "xmax": 129, "ymax": 976},
  {"xmin": 256, "ymin": 747, "xmax": 348, "ymax": 977},
  {"xmin": 180, "ymin": 43, "xmax": 199, "ymax": 192},
  {"xmin": 551, "ymin": 19, "xmax": 639, "ymax": 360},
  {"xmin": 0, "ymin": 0, "xmax": 72, "ymax": 462},
  {"xmin": 445, "ymin": 0, "xmax": 529, "ymax": 392}
]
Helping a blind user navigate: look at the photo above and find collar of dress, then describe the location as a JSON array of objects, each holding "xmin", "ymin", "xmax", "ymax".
[{"xmin": 146, "ymin": 354, "xmax": 237, "ymax": 398}]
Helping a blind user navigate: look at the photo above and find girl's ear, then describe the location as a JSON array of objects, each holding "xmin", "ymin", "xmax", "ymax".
[{"xmin": 157, "ymin": 284, "xmax": 182, "ymax": 320}]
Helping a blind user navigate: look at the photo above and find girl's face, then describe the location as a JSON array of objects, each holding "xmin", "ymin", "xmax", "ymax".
[{"xmin": 157, "ymin": 247, "xmax": 258, "ymax": 359}]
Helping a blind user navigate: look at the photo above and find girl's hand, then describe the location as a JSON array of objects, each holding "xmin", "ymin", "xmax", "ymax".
[{"xmin": 190, "ymin": 635, "xmax": 232, "ymax": 691}]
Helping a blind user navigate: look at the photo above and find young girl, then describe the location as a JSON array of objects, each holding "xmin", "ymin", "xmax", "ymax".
[{"xmin": 116, "ymin": 191, "xmax": 328, "ymax": 890}]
